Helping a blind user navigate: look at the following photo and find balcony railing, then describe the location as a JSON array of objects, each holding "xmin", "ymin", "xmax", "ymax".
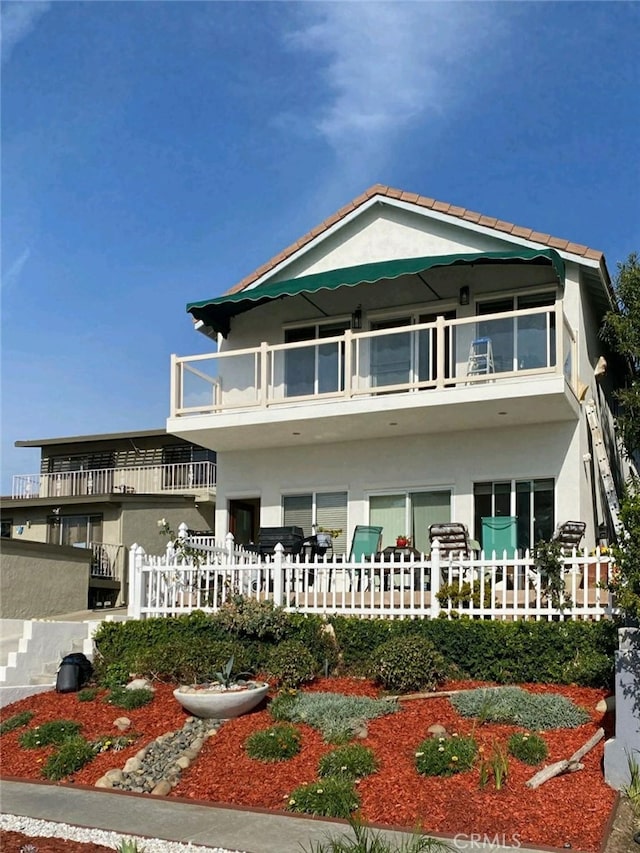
[
  {"xmin": 12, "ymin": 461, "xmax": 217, "ymax": 500},
  {"xmin": 171, "ymin": 301, "xmax": 576, "ymax": 416}
]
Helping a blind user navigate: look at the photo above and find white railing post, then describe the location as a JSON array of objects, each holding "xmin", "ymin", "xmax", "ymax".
[
  {"xmin": 273, "ymin": 542, "xmax": 284, "ymax": 605},
  {"xmin": 225, "ymin": 531, "xmax": 235, "ymax": 561},
  {"xmin": 430, "ymin": 539, "xmax": 441, "ymax": 618},
  {"xmin": 260, "ymin": 341, "xmax": 269, "ymax": 407},
  {"xmin": 127, "ymin": 544, "xmax": 145, "ymax": 619},
  {"xmin": 343, "ymin": 328, "xmax": 353, "ymax": 398},
  {"xmin": 554, "ymin": 299, "xmax": 563, "ymax": 376},
  {"xmin": 435, "ymin": 316, "xmax": 446, "ymax": 389},
  {"xmin": 177, "ymin": 521, "xmax": 189, "ymax": 542},
  {"xmin": 170, "ymin": 354, "xmax": 178, "ymax": 416}
]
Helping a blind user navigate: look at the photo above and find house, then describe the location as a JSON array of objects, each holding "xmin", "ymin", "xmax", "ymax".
[
  {"xmin": 165, "ymin": 185, "xmax": 627, "ymax": 560},
  {"xmin": 1, "ymin": 429, "xmax": 216, "ymax": 613}
]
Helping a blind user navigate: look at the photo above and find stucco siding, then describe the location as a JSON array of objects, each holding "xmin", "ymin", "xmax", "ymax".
[{"xmin": 0, "ymin": 540, "xmax": 90, "ymax": 618}]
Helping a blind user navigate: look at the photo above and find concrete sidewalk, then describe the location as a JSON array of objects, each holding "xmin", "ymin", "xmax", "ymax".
[{"xmin": 1, "ymin": 778, "xmax": 550, "ymax": 853}]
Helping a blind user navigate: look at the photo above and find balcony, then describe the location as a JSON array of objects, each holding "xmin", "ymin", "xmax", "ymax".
[
  {"xmin": 168, "ymin": 302, "xmax": 579, "ymax": 451},
  {"xmin": 12, "ymin": 462, "xmax": 217, "ymax": 500}
]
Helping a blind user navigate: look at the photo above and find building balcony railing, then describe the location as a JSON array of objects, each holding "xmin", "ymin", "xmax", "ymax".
[
  {"xmin": 12, "ymin": 461, "xmax": 217, "ymax": 500},
  {"xmin": 170, "ymin": 301, "xmax": 577, "ymax": 417}
]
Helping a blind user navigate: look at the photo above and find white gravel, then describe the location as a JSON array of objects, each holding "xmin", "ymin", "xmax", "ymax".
[{"xmin": 0, "ymin": 813, "xmax": 246, "ymax": 853}]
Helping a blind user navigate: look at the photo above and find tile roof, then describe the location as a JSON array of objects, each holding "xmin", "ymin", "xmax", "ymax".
[{"xmin": 226, "ymin": 184, "xmax": 604, "ymax": 296}]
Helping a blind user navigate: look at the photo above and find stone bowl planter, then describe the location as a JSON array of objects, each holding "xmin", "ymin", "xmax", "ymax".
[{"xmin": 173, "ymin": 681, "xmax": 269, "ymax": 719}]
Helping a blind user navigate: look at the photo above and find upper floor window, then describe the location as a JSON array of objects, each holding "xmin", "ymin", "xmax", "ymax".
[
  {"xmin": 1, "ymin": 519, "xmax": 12, "ymax": 538},
  {"xmin": 284, "ymin": 321, "xmax": 350, "ymax": 398},
  {"xmin": 47, "ymin": 452, "xmax": 115, "ymax": 473},
  {"xmin": 477, "ymin": 293, "xmax": 556, "ymax": 373}
]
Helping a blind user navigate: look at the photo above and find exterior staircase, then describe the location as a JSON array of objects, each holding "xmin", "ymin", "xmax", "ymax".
[{"xmin": 0, "ymin": 610, "xmax": 130, "ymax": 708}]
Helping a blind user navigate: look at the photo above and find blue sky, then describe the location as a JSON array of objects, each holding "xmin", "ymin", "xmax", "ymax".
[{"xmin": 1, "ymin": 1, "xmax": 639, "ymax": 491}]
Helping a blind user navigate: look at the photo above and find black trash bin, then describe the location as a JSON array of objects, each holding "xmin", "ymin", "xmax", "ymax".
[{"xmin": 56, "ymin": 652, "xmax": 93, "ymax": 693}]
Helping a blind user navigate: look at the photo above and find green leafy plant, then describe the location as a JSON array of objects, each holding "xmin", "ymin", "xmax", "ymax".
[
  {"xmin": 214, "ymin": 655, "xmax": 236, "ymax": 688},
  {"xmin": 42, "ymin": 735, "xmax": 96, "ymax": 780},
  {"xmin": 303, "ymin": 816, "xmax": 449, "ymax": 852},
  {"xmin": 415, "ymin": 734, "xmax": 477, "ymax": 777},
  {"xmin": 318, "ymin": 743, "xmax": 378, "ymax": 780},
  {"xmin": 450, "ymin": 686, "xmax": 589, "ymax": 729},
  {"xmin": 245, "ymin": 724, "xmax": 301, "ymax": 762},
  {"xmin": 371, "ymin": 636, "xmax": 447, "ymax": 694},
  {"xmin": 100, "ymin": 662, "xmax": 131, "ymax": 690},
  {"xmin": 105, "ymin": 687, "xmax": 154, "ymax": 710},
  {"xmin": 436, "ymin": 581, "xmax": 491, "ymax": 611},
  {"xmin": 266, "ymin": 640, "xmax": 317, "ymax": 687},
  {"xmin": 0, "ymin": 710, "xmax": 35, "ymax": 736},
  {"xmin": 20, "ymin": 720, "xmax": 82, "ymax": 749},
  {"xmin": 270, "ymin": 690, "xmax": 397, "ymax": 743},
  {"xmin": 623, "ymin": 749, "xmax": 640, "ymax": 819},
  {"xmin": 287, "ymin": 776, "xmax": 360, "ymax": 818},
  {"xmin": 78, "ymin": 687, "xmax": 99, "ymax": 702},
  {"xmin": 533, "ymin": 539, "xmax": 570, "ymax": 609},
  {"xmin": 507, "ymin": 731, "xmax": 548, "ymax": 765}
]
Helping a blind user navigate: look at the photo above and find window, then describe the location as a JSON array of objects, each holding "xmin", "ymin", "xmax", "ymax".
[
  {"xmin": 284, "ymin": 321, "xmax": 350, "ymax": 398},
  {"xmin": 474, "ymin": 479, "xmax": 554, "ymax": 553},
  {"xmin": 1, "ymin": 519, "xmax": 12, "ymax": 538},
  {"xmin": 282, "ymin": 491, "xmax": 348, "ymax": 553},
  {"xmin": 47, "ymin": 514, "xmax": 103, "ymax": 548},
  {"xmin": 369, "ymin": 490, "xmax": 451, "ymax": 553},
  {"xmin": 48, "ymin": 452, "xmax": 115, "ymax": 473},
  {"xmin": 477, "ymin": 293, "xmax": 556, "ymax": 373}
]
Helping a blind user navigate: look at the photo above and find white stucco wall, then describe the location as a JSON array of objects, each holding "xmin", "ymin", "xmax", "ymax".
[{"xmin": 215, "ymin": 419, "xmax": 594, "ymax": 548}]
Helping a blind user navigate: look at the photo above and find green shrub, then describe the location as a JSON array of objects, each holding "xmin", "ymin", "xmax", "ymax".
[
  {"xmin": 507, "ymin": 732, "xmax": 549, "ymax": 765},
  {"xmin": 318, "ymin": 743, "xmax": 378, "ymax": 780},
  {"xmin": 330, "ymin": 616, "xmax": 616, "ymax": 687},
  {"xmin": 450, "ymin": 686, "xmax": 589, "ymax": 730},
  {"xmin": 245, "ymin": 724, "xmax": 302, "ymax": 762},
  {"xmin": 415, "ymin": 734, "xmax": 477, "ymax": 777},
  {"xmin": 78, "ymin": 687, "xmax": 99, "ymax": 702},
  {"xmin": 42, "ymin": 735, "xmax": 95, "ymax": 780},
  {"xmin": 134, "ymin": 638, "xmax": 252, "ymax": 685},
  {"xmin": 0, "ymin": 710, "xmax": 35, "ymax": 736},
  {"xmin": 213, "ymin": 597, "xmax": 291, "ymax": 642},
  {"xmin": 287, "ymin": 776, "xmax": 359, "ymax": 818},
  {"xmin": 371, "ymin": 635, "xmax": 447, "ymax": 694},
  {"xmin": 270, "ymin": 691, "xmax": 397, "ymax": 743},
  {"xmin": 20, "ymin": 720, "xmax": 82, "ymax": 748},
  {"xmin": 266, "ymin": 641, "xmax": 317, "ymax": 687},
  {"xmin": 105, "ymin": 687, "xmax": 155, "ymax": 710}
]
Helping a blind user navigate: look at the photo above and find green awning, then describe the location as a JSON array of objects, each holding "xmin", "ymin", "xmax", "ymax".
[{"xmin": 187, "ymin": 249, "xmax": 565, "ymax": 337}]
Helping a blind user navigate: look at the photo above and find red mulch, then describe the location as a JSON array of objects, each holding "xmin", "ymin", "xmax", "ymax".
[{"xmin": 0, "ymin": 679, "xmax": 616, "ymax": 852}]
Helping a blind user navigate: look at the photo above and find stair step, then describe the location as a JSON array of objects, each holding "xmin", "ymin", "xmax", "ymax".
[{"xmin": 30, "ymin": 674, "xmax": 56, "ymax": 686}]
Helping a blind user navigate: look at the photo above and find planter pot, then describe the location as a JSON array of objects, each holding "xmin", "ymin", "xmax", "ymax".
[{"xmin": 173, "ymin": 681, "xmax": 269, "ymax": 718}]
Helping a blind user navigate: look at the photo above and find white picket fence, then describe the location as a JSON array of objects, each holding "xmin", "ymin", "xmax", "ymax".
[{"xmin": 127, "ymin": 526, "xmax": 614, "ymax": 622}]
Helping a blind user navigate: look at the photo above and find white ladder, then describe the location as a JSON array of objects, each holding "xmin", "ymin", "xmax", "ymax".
[{"xmin": 585, "ymin": 400, "xmax": 623, "ymax": 536}]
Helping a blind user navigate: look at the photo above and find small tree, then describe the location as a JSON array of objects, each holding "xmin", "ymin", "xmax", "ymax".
[{"xmin": 600, "ymin": 252, "xmax": 640, "ymax": 623}]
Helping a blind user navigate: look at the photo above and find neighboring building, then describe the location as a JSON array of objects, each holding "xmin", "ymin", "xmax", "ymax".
[
  {"xmin": 1, "ymin": 429, "xmax": 216, "ymax": 608},
  {"xmin": 166, "ymin": 184, "xmax": 627, "ymax": 557}
]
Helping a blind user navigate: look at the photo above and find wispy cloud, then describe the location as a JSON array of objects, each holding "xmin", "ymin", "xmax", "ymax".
[
  {"xmin": 285, "ymin": 3, "xmax": 501, "ymax": 156},
  {"xmin": 1, "ymin": 1, "xmax": 50, "ymax": 65},
  {"xmin": 1, "ymin": 248, "xmax": 30, "ymax": 291}
]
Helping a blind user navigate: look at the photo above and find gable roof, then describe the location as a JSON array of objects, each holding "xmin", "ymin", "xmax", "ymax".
[{"xmin": 226, "ymin": 184, "xmax": 605, "ymax": 296}]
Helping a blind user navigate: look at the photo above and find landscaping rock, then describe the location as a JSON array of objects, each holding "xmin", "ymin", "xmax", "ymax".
[
  {"xmin": 107, "ymin": 716, "xmax": 225, "ymax": 794},
  {"xmin": 113, "ymin": 717, "xmax": 132, "ymax": 732},
  {"xmin": 126, "ymin": 678, "xmax": 155, "ymax": 691},
  {"xmin": 596, "ymin": 696, "xmax": 615, "ymax": 713},
  {"xmin": 428, "ymin": 724, "xmax": 448, "ymax": 738}
]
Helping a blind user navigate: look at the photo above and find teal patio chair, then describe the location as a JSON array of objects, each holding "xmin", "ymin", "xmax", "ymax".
[{"xmin": 348, "ymin": 525, "xmax": 383, "ymax": 591}]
